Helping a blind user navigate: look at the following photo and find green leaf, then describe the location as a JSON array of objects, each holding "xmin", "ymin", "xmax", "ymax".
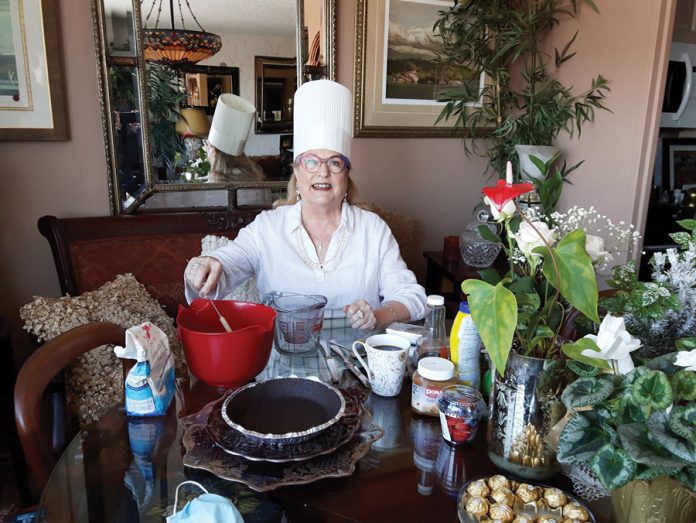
[
  {"xmin": 647, "ymin": 412, "xmax": 696, "ymax": 462},
  {"xmin": 667, "ymin": 405, "xmax": 696, "ymax": 444},
  {"xmin": 676, "ymin": 337, "xmax": 696, "ymax": 351},
  {"xmin": 618, "ymin": 424, "xmax": 688, "ymax": 467},
  {"xmin": 561, "ymin": 375, "xmax": 614, "ymax": 409},
  {"xmin": 631, "ymin": 370, "xmax": 673, "ymax": 410},
  {"xmin": 562, "ymin": 338, "xmax": 611, "ymax": 369},
  {"xmin": 535, "ymin": 230, "xmax": 599, "ymax": 324},
  {"xmin": 588, "ymin": 444, "xmax": 636, "ymax": 490},
  {"xmin": 671, "ymin": 370, "xmax": 696, "ymax": 401},
  {"xmin": 476, "ymin": 224, "xmax": 501, "ymax": 243},
  {"xmin": 676, "ymin": 219, "xmax": 696, "ymax": 232},
  {"xmin": 567, "ymin": 360, "xmax": 599, "ymax": 377},
  {"xmin": 461, "ymin": 279, "xmax": 517, "ymax": 376},
  {"xmin": 675, "ymin": 466, "xmax": 696, "ymax": 491},
  {"xmin": 635, "ymin": 465, "xmax": 683, "ymax": 482},
  {"xmin": 669, "ymin": 232, "xmax": 691, "ymax": 249},
  {"xmin": 557, "ymin": 413, "xmax": 612, "ymax": 465},
  {"xmin": 477, "ymin": 268, "xmax": 502, "ymax": 286}
]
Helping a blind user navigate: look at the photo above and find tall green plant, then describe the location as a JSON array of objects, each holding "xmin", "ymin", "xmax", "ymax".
[
  {"xmin": 147, "ymin": 63, "xmax": 186, "ymax": 178},
  {"xmin": 434, "ymin": 0, "xmax": 610, "ymax": 177}
]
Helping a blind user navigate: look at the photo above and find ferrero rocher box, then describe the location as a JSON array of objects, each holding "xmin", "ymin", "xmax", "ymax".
[{"xmin": 457, "ymin": 474, "xmax": 594, "ymax": 523}]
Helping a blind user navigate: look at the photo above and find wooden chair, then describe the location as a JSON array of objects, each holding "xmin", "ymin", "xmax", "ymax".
[{"xmin": 14, "ymin": 322, "xmax": 126, "ymax": 491}]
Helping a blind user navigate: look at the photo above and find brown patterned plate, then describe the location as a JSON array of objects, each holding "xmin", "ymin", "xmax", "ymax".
[
  {"xmin": 183, "ymin": 393, "xmax": 383, "ymax": 492},
  {"xmin": 206, "ymin": 391, "xmax": 362, "ymax": 463}
]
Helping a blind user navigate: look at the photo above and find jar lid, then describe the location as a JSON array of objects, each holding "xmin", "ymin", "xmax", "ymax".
[
  {"xmin": 427, "ymin": 295, "xmax": 445, "ymax": 306},
  {"xmin": 417, "ymin": 357, "xmax": 454, "ymax": 381},
  {"xmin": 458, "ymin": 301, "xmax": 470, "ymax": 314}
]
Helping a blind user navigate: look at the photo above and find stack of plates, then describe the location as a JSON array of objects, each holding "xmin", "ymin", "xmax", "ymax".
[{"xmin": 181, "ymin": 377, "xmax": 382, "ymax": 491}]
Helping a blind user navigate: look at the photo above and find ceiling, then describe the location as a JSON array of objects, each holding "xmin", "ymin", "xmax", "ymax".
[{"xmin": 113, "ymin": 0, "xmax": 297, "ymax": 37}]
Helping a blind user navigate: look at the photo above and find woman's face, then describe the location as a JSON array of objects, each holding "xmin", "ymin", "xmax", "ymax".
[{"xmin": 294, "ymin": 148, "xmax": 350, "ymax": 210}]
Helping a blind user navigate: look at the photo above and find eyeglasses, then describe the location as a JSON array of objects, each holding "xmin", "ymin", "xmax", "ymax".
[{"xmin": 296, "ymin": 153, "xmax": 351, "ymax": 174}]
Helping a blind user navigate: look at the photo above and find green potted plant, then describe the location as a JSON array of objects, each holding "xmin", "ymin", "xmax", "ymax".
[
  {"xmin": 557, "ymin": 350, "xmax": 696, "ymax": 523},
  {"xmin": 434, "ymin": 0, "xmax": 610, "ymax": 189}
]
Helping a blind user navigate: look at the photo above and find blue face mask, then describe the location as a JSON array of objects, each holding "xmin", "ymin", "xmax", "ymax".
[{"xmin": 167, "ymin": 481, "xmax": 244, "ymax": 523}]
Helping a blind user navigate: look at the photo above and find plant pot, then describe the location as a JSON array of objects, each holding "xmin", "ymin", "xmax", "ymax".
[
  {"xmin": 515, "ymin": 144, "xmax": 560, "ymax": 181},
  {"xmin": 487, "ymin": 351, "xmax": 569, "ymax": 480},
  {"xmin": 611, "ymin": 476, "xmax": 696, "ymax": 523}
]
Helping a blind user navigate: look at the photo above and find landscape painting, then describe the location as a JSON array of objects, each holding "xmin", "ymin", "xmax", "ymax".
[
  {"xmin": 385, "ymin": 0, "xmax": 479, "ymax": 103},
  {"xmin": 0, "ymin": 0, "xmax": 21, "ymax": 101}
]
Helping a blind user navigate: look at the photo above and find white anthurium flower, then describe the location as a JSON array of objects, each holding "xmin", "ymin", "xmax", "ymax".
[
  {"xmin": 484, "ymin": 196, "xmax": 516, "ymax": 221},
  {"xmin": 674, "ymin": 349, "xmax": 696, "ymax": 371},
  {"xmin": 511, "ymin": 221, "xmax": 557, "ymax": 258},
  {"xmin": 585, "ymin": 234, "xmax": 612, "ymax": 264},
  {"xmin": 581, "ymin": 314, "xmax": 642, "ymax": 375}
]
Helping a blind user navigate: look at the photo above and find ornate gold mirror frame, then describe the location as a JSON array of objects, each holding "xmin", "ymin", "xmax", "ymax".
[{"xmin": 91, "ymin": 0, "xmax": 336, "ymax": 214}]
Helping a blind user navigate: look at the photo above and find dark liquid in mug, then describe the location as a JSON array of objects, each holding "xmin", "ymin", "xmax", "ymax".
[{"xmin": 374, "ymin": 344, "xmax": 403, "ymax": 351}]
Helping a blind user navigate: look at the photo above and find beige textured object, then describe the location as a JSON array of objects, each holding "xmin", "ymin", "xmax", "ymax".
[{"xmin": 20, "ymin": 273, "xmax": 184, "ymax": 426}]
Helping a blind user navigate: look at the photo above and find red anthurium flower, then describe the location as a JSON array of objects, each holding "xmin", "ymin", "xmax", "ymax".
[{"xmin": 482, "ymin": 180, "xmax": 535, "ymax": 211}]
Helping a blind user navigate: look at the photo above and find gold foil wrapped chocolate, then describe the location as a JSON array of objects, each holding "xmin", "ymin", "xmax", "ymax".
[
  {"xmin": 515, "ymin": 483, "xmax": 541, "ymax": 503},
  {"xmin": 467, "ymin": 479, "xmax": 491, "ymax": 498},
  {"xmin": 537, "ymin": 517, "xmax": 560, "ymax": 523},
  {"xmin": 560, "ymin": 519, "xmax": 584, "ymax": 523},
  {"xmin": 491, "ymin": 487, "xmax": 516, "ymax": 507},
  {"xmin": 487, "ymin": 474, "xmax": 510, "ymax": 491},
  {"xmin": 507, "ymin": 423, "xmax": 549, "ymax": 467},
  {"xmin": 465, "ymin": 496, "xmax": 489, "ymax": 517},
  {"xmin": 512, "ymin": 517, "xmax": 535, "ymax": 523},
  {"xmin": 489, "ymin": 502, "xmax": 515, "ymax": 522},
  {"xmin": 543, "ymin": 487, "xmax": 568, "ymax": 508},
  {"xmin": 563, "ymin": 501, "xmax": 589, "ymax": 521}
]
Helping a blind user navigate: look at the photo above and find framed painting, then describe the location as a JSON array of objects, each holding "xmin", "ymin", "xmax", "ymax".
[
  {"xmin": 182, "ymin": 65, "xmax": 240, "ymax": 116},
  {"xmin": 0, "ymin": 0, "xmax": 68, "ymax": 140},
  {"xmin": 664, "ymin": 137, "xmax": 696, "ymax": 190},
  {"xmin": 353, "ymin": 0, "xmax": 485, "ymax": 138}
]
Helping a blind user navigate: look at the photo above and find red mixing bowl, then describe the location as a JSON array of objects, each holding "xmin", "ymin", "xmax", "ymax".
[{"xmin": 177, "ymin": 299, "xmax": 277, "ymax": 387}]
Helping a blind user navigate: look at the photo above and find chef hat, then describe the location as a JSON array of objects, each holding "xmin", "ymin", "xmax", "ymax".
[
  {"xmin": 293, "ymin": 80, "xmax": 352, "ymax": 160},
  {"xmin": 207, "ymin": 94, "xmax": 255, "ymax": 156}
]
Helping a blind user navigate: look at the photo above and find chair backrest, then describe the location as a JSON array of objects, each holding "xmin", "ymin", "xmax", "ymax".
[
  {"xmin": 14, "ymin": 322, "xmax": 126, "ymax": 489},
  {"xmin": 38, "ymin": 211, "xmax": 260, "ymax": 317}
]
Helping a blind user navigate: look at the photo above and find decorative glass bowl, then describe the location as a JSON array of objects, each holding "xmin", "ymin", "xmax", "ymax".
[{"xmin": 459, "ymin": 230, "xmax": 501, "ymax": 267}]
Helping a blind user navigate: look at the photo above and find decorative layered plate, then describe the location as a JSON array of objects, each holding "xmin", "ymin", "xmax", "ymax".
[
  {"xmin": 182, "ymin": 389, "xmax": 382, "ymax": 492},
  {"xmin": 206, "ymin": 391, "xmax": 362, "ymax": 463}
]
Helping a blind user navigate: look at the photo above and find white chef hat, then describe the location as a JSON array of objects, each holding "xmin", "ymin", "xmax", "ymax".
[
  {"xmin": 293, "ymin": 80, "xmax": 352, "ymax": 160},
  {"xmin": 207, "ymin": 94, "xmax": 255, "ymax": 156}
]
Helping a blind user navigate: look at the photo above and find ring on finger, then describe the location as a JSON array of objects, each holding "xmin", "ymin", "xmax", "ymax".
[{"xmin": 356, "ymin": 310, "xmax": 365, "ymax": 320}]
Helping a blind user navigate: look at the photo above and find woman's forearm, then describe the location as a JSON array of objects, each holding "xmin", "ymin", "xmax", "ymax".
[{"xmin": 375, "ymin": 301, "xmax": 411, "ymax": 330}]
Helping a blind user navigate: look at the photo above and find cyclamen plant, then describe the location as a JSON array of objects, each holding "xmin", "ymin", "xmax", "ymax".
[
  {"xmin": 463, "ymin": 163, "xmax": 599, "ymax": 376},
  {"xmin": 557, "ymin": 352, "xmax": 696, "ymax": 491}
]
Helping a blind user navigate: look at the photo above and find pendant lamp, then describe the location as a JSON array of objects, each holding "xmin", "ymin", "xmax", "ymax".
[{"xmin": 142, "ymin": 0, "xmax": 221, "ymax": 66}]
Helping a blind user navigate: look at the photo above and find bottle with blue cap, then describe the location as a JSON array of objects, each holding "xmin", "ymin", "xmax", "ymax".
[{"xmin": 449, "ymin": 300, "xmax": 482, "ymax": 390}]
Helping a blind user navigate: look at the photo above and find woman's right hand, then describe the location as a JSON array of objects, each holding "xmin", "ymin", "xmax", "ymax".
[{"xmin": 185, "ymin": 256, "xmax": 223, "ymax": 297}]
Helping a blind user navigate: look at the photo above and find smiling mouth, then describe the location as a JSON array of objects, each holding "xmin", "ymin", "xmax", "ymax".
[{"xmin": 311, "ymin": 183, "xmax": 333, "ymax": 190}]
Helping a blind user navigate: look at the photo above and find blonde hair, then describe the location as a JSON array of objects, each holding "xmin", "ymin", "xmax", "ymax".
[
  {"xmin": 207, "ymin": 147, "xmax": 265, "ymax": 183},
  {"xmin": 273, "ymin": 166, "xmax": 359, "ymax": 208}
]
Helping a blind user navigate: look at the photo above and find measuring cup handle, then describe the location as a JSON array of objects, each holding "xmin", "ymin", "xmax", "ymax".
[{"xmin": 352, "ymin": 341, "xmax": 372, "ymax": 381}]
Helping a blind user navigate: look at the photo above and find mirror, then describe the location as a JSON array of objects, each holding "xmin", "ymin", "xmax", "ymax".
[{"xmin": 92, "ymin": 0, "xmax": 336, "ymax": 214}]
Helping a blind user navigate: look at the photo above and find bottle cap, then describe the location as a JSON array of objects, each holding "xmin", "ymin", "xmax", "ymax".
[
  {"xmin": 427, "ymin": 295, "xmax": 445, "ymax": 307},
  {"xmin": 459, "ymin": 301, "xmax": 470, "ymax": 314},
  {"xmin": 417, "ymin": 357, "xmax": 455, "ymax": 381}
]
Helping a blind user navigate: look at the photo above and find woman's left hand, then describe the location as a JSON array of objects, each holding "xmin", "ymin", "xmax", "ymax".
[{"xmin": 343, "ymin": 300, "xmax": 376, "ymax": 330}]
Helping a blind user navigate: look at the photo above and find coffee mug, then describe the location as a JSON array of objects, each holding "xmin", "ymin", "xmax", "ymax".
[{"xmin": 352, "ymin": 334, "xmax": 410, "ymax": 397}]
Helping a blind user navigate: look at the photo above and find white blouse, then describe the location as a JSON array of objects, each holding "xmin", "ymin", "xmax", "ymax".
[{"xmin": 185, "ymin": 202, "xmax": 427, "ymax": 321}]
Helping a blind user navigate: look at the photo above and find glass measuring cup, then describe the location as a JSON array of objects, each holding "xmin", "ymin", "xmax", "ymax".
[{"xmin": 262, "ymin": 292, "xmax": 328, "ymax": 355}]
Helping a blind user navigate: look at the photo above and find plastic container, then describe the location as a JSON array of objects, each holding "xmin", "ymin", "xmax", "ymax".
[
  {"xmin": 417, "ymin": 295, "xmax": 448, "ymax": 361},
  {"xmin": 449, "ymin": 301, "xmax": 482, "ymax": 390},
  {"xmin": 411, "ymin": 357, "xmax": 458, "ymax": 416},
  {"xmin": 437, "ymin": 385, "xmax": 486, "ymax": 445}
]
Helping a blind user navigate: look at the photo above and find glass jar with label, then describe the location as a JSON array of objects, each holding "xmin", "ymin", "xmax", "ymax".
[{"xmin": 411, "ymin": 357, "xmax": 458, "ymax": 416}]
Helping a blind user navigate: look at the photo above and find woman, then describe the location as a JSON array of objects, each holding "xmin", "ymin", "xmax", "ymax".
[
  {"xmin": 205, "ymin": 93, "xmax": 264, "ymax": 183},
  {"xmin": 185, "ymin": 80, "xmax": 426, "ymax": 330}
]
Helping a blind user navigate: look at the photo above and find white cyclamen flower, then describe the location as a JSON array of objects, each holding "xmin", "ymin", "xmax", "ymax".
[
  {"xmin": 582, "ymin": 314, "xmax": 642, "ymax": 374},
  {"xmin": 585, "ymin": 234, "xmax": 612, "ymax": 264},
  {"xmin": 511, "ymin": 221, "xmax": 557, "ymax": 258},
  {"xmin": 484, "ymin": 196, "xmax": 516, "ymax": 221},
  {"xmin": 674, "ymin": 349, "xmax": 696, "ymax": 371}
]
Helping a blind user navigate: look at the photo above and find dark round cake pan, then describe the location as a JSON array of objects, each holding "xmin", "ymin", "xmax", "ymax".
[{"xmin": 220, "ymin": 377, "xmax": 346, "ymax": 445}]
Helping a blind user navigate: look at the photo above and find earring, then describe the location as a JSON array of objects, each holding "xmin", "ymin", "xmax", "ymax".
[
  {"xmin": 343, "ymin": 192, "xmax": 348, "ymax": 203},
  {"xmin": 296, "ymin": 189, "xmax": 301, "ymax": 200}
]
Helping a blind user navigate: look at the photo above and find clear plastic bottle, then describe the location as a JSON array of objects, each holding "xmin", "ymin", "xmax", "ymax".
[
  {"xmin": 450, "ymin": 301, "xmax": 482, "ymax": 390},
  {"xmin": 417, "ymin": 295, "xmax": 448, "ymax": 361}
]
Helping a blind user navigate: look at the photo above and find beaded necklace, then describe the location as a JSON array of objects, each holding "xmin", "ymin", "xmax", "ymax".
[{"xmin": 294, "ymin": 225, "xmax": 349, "ymax": 272}]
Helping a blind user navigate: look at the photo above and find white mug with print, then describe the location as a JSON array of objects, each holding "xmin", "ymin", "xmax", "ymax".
[{"xmin": 352, "ymin": 334, "xmax": 409, "ymax": 397}]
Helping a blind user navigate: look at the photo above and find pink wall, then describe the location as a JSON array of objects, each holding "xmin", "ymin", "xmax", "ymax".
[{"xmin": 0, "ymin": 0, "xmax": 672, "ymax": 357}]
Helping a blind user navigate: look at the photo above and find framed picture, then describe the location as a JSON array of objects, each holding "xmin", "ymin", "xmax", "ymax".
[
  {"xmin": 0, "ymin": 0, "xmax": 68, "ymax": 140},
  {"xmin": 182, "ymin": 65, "xmax": 240, "ymax": 115},
  {"xmin": 663, "ymin": 137, "xmax": 696, "ymax": 190},
  {"xmin": 353, "ymin": 0, "xmax": 485, "ymax": 138}
]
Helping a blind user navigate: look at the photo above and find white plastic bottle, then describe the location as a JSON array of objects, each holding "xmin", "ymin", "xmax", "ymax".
[
  {"xmin": 417, "ymin": 295, "xmax": 448, "ymax": 361},
  {"xmin": 454, "ymin": 301, "xmax": 482, "ymax": 389}
]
